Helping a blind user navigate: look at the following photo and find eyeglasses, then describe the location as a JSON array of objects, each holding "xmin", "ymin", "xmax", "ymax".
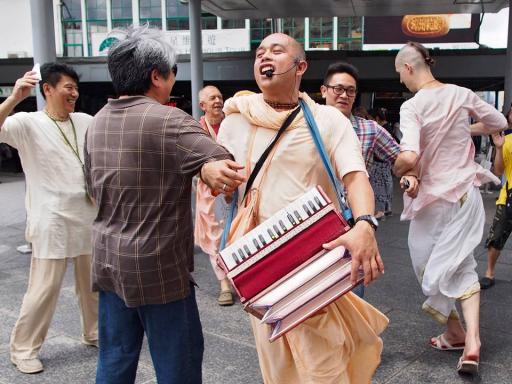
[
  {"xmin": 323, "ymin": 84, "xmax": 357, "ymax": 97},
  {"xmin": 171, "ymin": 64, "xmax": 178, "ymax": 77}
]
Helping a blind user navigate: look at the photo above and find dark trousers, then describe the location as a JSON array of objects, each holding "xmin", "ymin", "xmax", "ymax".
[{"xmin": 96, "ymin": 286, "xmax": 204, "ymax": 384}]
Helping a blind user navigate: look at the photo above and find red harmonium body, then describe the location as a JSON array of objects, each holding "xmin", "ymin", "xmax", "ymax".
[{"xmin": 218, "ymin": 186, "xmax": 363, "ymax": 341}]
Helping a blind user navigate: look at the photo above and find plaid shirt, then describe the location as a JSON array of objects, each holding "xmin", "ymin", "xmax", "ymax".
[
  {"xmin": 84, "ymin": 96, "xmax": 232, "ymax": 307},
  {"xmin": 349, "ymin": 115, "xmax": 400, "ymax": 169}
]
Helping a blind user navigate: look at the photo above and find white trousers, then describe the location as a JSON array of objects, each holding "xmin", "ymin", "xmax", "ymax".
[{"xmin": 408, "ymin": 187, "xmax": 483, "ymax": 323}]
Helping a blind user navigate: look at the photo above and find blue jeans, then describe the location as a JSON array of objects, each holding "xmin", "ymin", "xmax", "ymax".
[{"xmin": 96, "ymin": 286, "xmax": 204, "ymax": 384}]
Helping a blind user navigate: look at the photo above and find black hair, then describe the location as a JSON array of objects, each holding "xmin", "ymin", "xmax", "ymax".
[
  {"xmin": 39, "ymin": 62, "xmax": 79, "ymax": 100},
  {"xmin": 405, "ymin": 41, "xmax": 436, "ymax": 67},
  {"xmin": 322, "ymin": 61, "xmax": 359, "ymax": 87}
]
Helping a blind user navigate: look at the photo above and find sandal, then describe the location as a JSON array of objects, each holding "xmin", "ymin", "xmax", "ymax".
[
  {"xmin": 218, "ymin": 290, "xmax": 234, "ymax": 306},
  {"xmin": 479, "ymin": 276, "xmax": 495, "ymax": 290},
  {"xmin": 430, "ymin": 334, "xmax": 465, "ymax": 351},
  {"xmin": 457, "ymin": 355, "xmax": 479, "ymax": 375}
]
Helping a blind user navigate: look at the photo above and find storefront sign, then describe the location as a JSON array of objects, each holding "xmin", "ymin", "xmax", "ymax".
[{"xmin": 92, "ymin": 28, "xmax": 250, "ymax": 56}]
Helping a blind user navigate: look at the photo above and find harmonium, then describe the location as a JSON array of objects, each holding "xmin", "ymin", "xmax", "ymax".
[{"xmin": 218, "ymin": 185, "xmax": 363, "ymax": 342}]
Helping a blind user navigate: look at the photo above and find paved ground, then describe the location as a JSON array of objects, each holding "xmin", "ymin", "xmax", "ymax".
[{"xmin": 1, "ymin": 172, "xmax": 512, "ymax": 383}]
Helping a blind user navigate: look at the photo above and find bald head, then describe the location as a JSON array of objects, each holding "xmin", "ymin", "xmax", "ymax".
[
  {"xmin": 199, "ymin": 85, "xmax": 221, "ymax": 103},
  {"xmin": 395, "ymin": 42, "xmax": 434, "ymax": 71},
  {"xmin": 260, "ymin": 33, "xmax": 306, "ymax": 61},
  {"xmin": 199, "ymin": 85, "xmax": 223, "ymax": 122}
]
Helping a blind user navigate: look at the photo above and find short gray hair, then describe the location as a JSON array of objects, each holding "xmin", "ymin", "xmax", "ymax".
[{"xmin": 107, "ymin": 24, "xmax": 177, "ymax": 96}]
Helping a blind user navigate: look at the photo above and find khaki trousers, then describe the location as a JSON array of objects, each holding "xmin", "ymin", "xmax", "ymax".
[{"xmin": 10, "ymin": 254, "xmax": 98, "ymax": 360}]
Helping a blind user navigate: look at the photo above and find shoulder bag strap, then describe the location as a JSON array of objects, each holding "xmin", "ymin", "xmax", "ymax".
[
  {"xmin": 243, "ymin": 106, "xmax": 301, "ymax": 199},
  {"xmin": 299, "ymin": 99, "xmax": 354, "ymax": 225},
  {"xmin": 220, "ymin": 106, "xmax": 301, "ymax": 251}
]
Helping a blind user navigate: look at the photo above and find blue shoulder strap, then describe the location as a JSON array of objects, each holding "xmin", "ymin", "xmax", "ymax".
[
  {"xmin": 299, "ymin": 99, "xmax": 353, "ymax": 224},
  {"xmin": 219, "ymin": 101, "xmax": 354, "ymax": 251},
  {"xmin": 219, "ymin": 188, "xmax": 238, "ymax": 251}
]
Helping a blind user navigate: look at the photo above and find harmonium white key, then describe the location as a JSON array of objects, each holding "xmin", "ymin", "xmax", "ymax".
[{"xmin": 219, "ymin": 186, "xmax": 336, "ymax": 272}]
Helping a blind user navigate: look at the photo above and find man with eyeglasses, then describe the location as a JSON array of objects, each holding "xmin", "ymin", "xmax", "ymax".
[{"xmin": 321, "ymin": 62, "xmax": 400, "ymax": 173}]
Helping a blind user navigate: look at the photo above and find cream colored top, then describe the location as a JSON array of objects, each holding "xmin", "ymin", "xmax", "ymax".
[
  {"xmin": 217, "ymin": 92, "xmax": 366, "ymax": 222},
  {"xmin": 0, "ymin": 111, "xmax": 97, "ymax": 259}
]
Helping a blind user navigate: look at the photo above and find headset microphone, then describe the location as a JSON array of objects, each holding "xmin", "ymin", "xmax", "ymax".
[{"xmin": 264, "ymin": 58, "xmax": 301, "ymax": 78}]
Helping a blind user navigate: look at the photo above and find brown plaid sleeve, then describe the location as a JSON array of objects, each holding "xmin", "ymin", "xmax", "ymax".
[{"xmin": 176, "ymin": 113, "xmax": 232, "ymax": 175}]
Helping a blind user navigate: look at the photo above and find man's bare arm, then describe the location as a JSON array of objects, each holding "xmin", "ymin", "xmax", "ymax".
[
  {"xmin": 0, "ymin": 72, "xmax": 38, "ymax": 132},
  {"xmin": 491, "ymin": 132, "xmax": 505, "ymax": 176},
  {"xmin": 393, "ymin": 151, "xmax": 419, "ymax": 177},
  {"xmin": 323, "ymin": 171, "xmax": 384, "ymax": 286}
]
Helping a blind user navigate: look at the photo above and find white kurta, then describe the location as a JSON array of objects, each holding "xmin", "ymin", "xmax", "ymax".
[
  {"xmin": 0, "ymin": 111, "xmax": 97, "ymax": 259},
  {"xmin": 216, "ymin": 93, "xmax": 388, "ymax": 384}
]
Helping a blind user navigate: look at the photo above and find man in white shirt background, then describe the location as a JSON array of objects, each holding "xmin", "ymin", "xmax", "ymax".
[{"xmin": 0, "ymin": 63, "xmax": 98, "ymax": 374}]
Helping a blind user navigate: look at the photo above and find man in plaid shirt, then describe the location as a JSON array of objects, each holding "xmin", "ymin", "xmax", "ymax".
[
  {"xmin": 85, "ymin": 26, "xmax": 245, "ymax": 384},
  {"xmin": 320, "ymin": 62, "xmax": 399, "ymax": 170}
]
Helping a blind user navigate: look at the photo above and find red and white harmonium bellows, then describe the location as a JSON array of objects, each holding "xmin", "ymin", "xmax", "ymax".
[{"xmin": 218, "ymin": 185, "xmax": 363, "ymax": 342}]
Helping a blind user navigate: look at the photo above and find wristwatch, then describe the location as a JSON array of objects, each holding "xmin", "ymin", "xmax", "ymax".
[{"xmin": 355, "ymin": 215, "xmax": 379, "ymax": 231}]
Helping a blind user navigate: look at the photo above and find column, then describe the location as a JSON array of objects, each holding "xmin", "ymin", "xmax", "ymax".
[
  {"xmin": 29, "ymin": 0, "xmax": 57, "ymax": 109},
  {"xmin": 332, "ymin": 17, "xmax": 338, "ymax": 51},
  {"xmin": 161, "ymin": 0, "xmax": 167, "ymax": 31},
  {"xmin": 80, "ymin": 0, "xmax": 88, "ymax": 57},
  {"xmin": 107, "ymin": 0, "xmax": 112, "ymax": 31},
  {"xmin": 132, "ymin": 0, "xmax": 140, "ymax": 27},
  {"xmin": 189, "ymin": 0, "xmax": 203, "ymax": 120},
  {"xmin": 504, "ymin": 1, "xmax": 512, "ymax": 111},
  {"xmin": 305, "ymin": 17, "xmax": 310, "ymax": 50}
]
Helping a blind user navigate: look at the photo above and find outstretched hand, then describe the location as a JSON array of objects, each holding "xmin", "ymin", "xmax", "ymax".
[{"xmin": 200, "ymin": 159, "xmax": 245, "ymax": 198}]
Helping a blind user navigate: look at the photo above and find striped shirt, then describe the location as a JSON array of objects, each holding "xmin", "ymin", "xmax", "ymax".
[
  {"xmin": 84, "ymin": 96, "xmax": 232, "ymax": 307},
  {"xmin": 349, "ymin": 115, "xmax": 400, "ymax": 168}
]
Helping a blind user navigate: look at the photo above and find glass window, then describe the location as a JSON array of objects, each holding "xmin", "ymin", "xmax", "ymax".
[
  {"xmin": 60, "ymin": 0, "xmax": 83, "ymax": 57},
  {"xmin": 61, "ymin": 0, "xmax": 81, "ymax": 19},
  {"xmin": 111, "ymin": 0, "xmax": 132, "ymax": 28},
  {"xmin": 222, "ymin": 19, "xmax": 245, "ymax": 29},
  {"xmin": 140, "ymin": 0, "xmax": 161, "ymax": 28},
  {"xmin": 309, "ymin": 17, "xmax": 333, "ymax": 50},
  {"xmin": 87, "ymin": 0, "xmax": 107, "ymax": 56},
  {"xmin": 250, "ymin": 19, "xmax": 272, "ymax": 49},
  {"xmin": 337, "ymin": 17, "xmax": 363, "ymax": 50},
  {"xmin": 283, "ymin": 18, "xmax": 305, "ymax": 45},
  {"xmin": 201, "ymin": 14, "xmax": 217, "ymax": 30},
  {"xmin": 166, "ymin": 0, "xmax": 189, "ymax": 30}
]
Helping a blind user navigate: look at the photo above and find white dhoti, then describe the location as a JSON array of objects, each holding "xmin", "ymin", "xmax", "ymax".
[{"xmin": 408, "ymin": 187, "xmax": 482, "ymax": 323}]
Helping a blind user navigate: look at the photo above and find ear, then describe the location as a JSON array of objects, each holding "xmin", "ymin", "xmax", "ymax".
[
  {"xmin": 320, "ymin": 85, "xmax": 327, "ymax": 99},
  {"xmin": 199, "ymin": 101, "xmax": 206, "ymax": 112},
  {"xmin": 296, "ymin": 60, "xmax": 308, "ymax": 76},
  {"xmin": 404, "ymin": 63, "xmax": 413, "ymax": 73},
  {"xmin": 42, "ymin": 82, "xmax": 51, "ymax": 98},
  {"xmin": 150, "ymin": 68, "xmax": 161, "ymax": 88}
]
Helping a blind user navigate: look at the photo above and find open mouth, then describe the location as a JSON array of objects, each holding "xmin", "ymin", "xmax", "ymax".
[{"xmin": 260, "ymin": 64, "xmax": 275, "ymax": 75}]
